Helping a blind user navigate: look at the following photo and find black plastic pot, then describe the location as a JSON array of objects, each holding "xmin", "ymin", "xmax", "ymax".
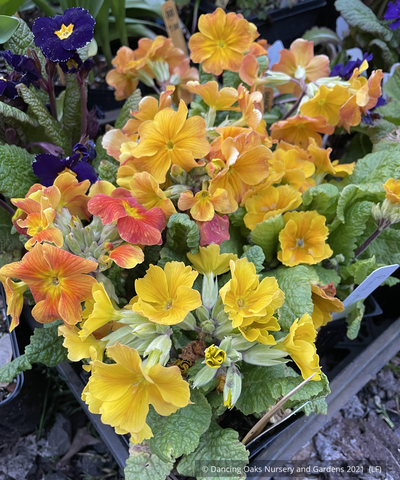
[{"xmin": 198, "ymin": 0, "xmax": 327, "ymax": 46}]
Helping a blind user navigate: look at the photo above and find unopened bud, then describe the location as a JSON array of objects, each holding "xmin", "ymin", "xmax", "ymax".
[
  {"xmin": 204, "ymin": 344, "xmax": 227, "ymax": 368},
  {"xmin": 223, "ymin": 364, "xmax": 242, "ymax": 409},
  {"xmin": 202, "ymin": 273, "xmax": 219, "ymax": 310},
  {"xmin": 177, "ymin": 312, "xmax": 197, "ymax": 330},
  {"xmin": 192, "ymin": 365, "xmax": 217, "ymax": 388},
  {"xmin": 144, "ymin": 334, "xmax": 172, "ymax": 366},
  {"xmin": 242, "ymin": 344, "xmax": 288, "ymax": 366}
]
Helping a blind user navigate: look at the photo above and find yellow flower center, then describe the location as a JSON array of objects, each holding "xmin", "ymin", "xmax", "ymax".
[
  {"xmin": 54, "ymin": 23, "xmax": 74, "ymax": 40},
  {"xmin": 318, "ymin": 99, "xmax": 326, "ymax": 106},
  {"xmin": 261, "ymin": 203, "xmax": 277, "ymax": 212},
  {"xmin": 237, "ymin": 298, "xmax": 245, "ymax": 308},
  {"xmin": 122, "ymin": 201, "xmax": 144, "ymax": 219},
  {"xmin": 164, "ymin": 299, "xmax": 173, "ymax": 310},
  {"xmin": 0, "ymin": 76, "xmax": 6, "ymax": 81},
  {"xmin": 166, "ymin": 140, "xmax": 174, "ymax": 150},
  {"xmin": 218, "ymin": 40, "xmax": 225, "ymax": 48},
  {"xmin": 52, "ymin": 277, "xmax": 60, "ymax": 286},
  {"xmin": 296, "ymin": 238, "xmax": 305, "ymax": 248}
]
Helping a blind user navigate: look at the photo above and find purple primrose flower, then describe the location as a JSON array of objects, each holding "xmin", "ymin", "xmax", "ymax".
[
  {"xmin": 330, "ymin": 53, "xmax": 373, "ymax": 80},
  {"xmin": 2, "ymin": 50, "xmax": 41, "ymax": 87},
  {"xmin": 33, "ymin": 141, "xmax": 98, "ymax": 186},
  {"xmin": 0, "ymin": 74, "xmax": 18, "ymax": 99},
  {"xmin": 385, "ymin": 1, "xmax": 400, "ymax": 31},
  {"xmin": 32, "ymin": 7, "xmax": 95, "ymax": 62}
]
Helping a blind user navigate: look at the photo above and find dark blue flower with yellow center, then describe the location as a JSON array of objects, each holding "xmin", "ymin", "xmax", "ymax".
[
  {"xmin": 32, "ymin": 7, "xmax": 95, "ymax": 63},
  {"xmin": 385, "ymin": 1, "xmax": 400, "ymax": 30},
  {"xmin": 33, "ymin": 141, "xmax": 98, "ymax": 186},
  {"xmin": 330, "ymin": 53, "xmax": 373, "ymax": 80}
]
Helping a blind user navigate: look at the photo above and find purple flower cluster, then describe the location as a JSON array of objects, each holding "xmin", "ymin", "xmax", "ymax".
[
  {"xmin": 32, "ymin": 7, "xmax": 95, "ymax": 64},
  {"xmin": 384, "ymin": 1, "xmax": 400, "ymax": 30},
  {"xmin": 330, "ymin": 53, "xmax": 373, "ymax": 80},
  {"xmin": 0, "ymin": 51, "xmax": 42, "ymax": 99},
  {"xmin": 33, "ymin": 141, "xmax": 98, "ymax": 186}
]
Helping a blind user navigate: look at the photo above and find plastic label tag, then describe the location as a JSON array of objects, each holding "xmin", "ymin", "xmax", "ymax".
[
  {"xmin": 263, "ymin": 87, "xmax": 274, "ymax": 112},
  {"xmin": 162, "ymin": 0, "xmax": 188, "ymax": 56},
  {"xmin": 216, "ymin": 0, "xmax": 229, "ymax": 7},
  {"xmin": 332, "ymin": 264, "xmax": 399, "ymax": 321}
]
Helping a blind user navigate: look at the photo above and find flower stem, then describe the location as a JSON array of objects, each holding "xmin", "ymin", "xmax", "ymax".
[
  {"xmin": 282, "ymin": 90, "xmax": 305, "ymax": 120},
  {"xmin": 48, "ymin": 85, "xmax": 57, "ymax": 120},
  {"xmin": 152, "ymin": 83, "xmax": 161, "ymax": 95},
  {"xmin": 80, "ymin": 81, "xmax": 87, "ymax": 138},
  {"xmin": 354, "ymin": 218, "xmax": 392, "ymax": 259},
  {"xmin": 0, "ymin": 198, "xmax": 15, "ymax": 216}
]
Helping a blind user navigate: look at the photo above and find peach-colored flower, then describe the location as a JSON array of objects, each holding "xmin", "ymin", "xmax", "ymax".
[
  {"xmin": 186, "ymin": 81, "xmax": 239, "ymax": 111},
  {"xmin": 189, "ymin": 8, "xmax": 258, "ymax": 75},
  {"xmin": 383, "ymin": 178, "xmax": 400, "ymax": 205},
  {"xmin": 271, "ymin": 39, "xmax": 330, "ymax": 97},
  {"xmin": 178, "ymin": 188, "xmax": 231, "ymax": 221},
  {"xmin": 106, "ymin": 46, "xmax": 143, "ymax": 101},
  {"xmin": 307, "ymin": 139, "xmax": 354, "ymax": 184},
  {"xmin": 311, "ymin": 283, "xmax": 344, "ymax": 328},
  {"xmin": 270, "ymin": 115, "xmax": 334, "ymax": 149}
]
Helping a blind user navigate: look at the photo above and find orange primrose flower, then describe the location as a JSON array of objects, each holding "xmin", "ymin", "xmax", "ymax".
[
  {"xmin": 271, "ymin": 39, "xmax": 330, "ymax": 97},
  {"xmin": 278, "ymin": 211, "xmax": 332, "ymax": 266},
  {"xmin": 270, "ymin": 115, "xmax": 334, "ymax": 149},
  {"xmin": 0, "ymin": 243, "xmax": 97, "ymax": 326},
  {"xmin": 307, "ymin": 139, "xmax": 354, "ymax": 184},
  {"xmin": 106, "ymin": 46, "xmax": 143, "ymax": 101},
  {"xmin": 186, "ymin": 81, "xmax": 239, "ymax": 111},
  {"xmin": 88, "ymin": 187, "xmax": 166, "ymax": 245},
  {"xmin": 102, "ymin": 128, "xmax": 138, "ymax": 163},
  {"xmin": 133, "ymin": 100, "xmax": 210, "ymax": 183},
  {"xmin": 311, "ymin": 283, "xmax": 344, "ymax": 328},
  {"xmin": 178, "ymin": 188, "xmax": 231, "ymax": 221},
  {"xmin": 189, "ymin": 8, "xmax": 258, "ymax": 75}
]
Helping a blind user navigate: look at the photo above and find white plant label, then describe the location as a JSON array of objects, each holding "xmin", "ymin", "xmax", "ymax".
[{"xmin": 331, "ymin": 264, "xmax": 399, "ymax": 321}]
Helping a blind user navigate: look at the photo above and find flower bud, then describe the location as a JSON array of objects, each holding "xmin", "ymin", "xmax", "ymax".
[
  {"xmin": 196, "ymin": 305, "xmax": 209, "ymax": 323},
  {"xmin": 65, "ymin": 233, "xmax": 83, "ymax": 255},
  {"xmin": 144, "ymin": 334, "xmax": 172, "ymax": 366},
  {"xmin": 192, "ymin": 365, "xmax": 218, "ymax": 388},
  {"xmin": 166, "ymin": 184, "xmax": 190, "ymax": 199},
  {"xmin": 223, "ymin": 364, "xmax": 242, "ymax": 409},
  {"xmin": 264, "ymin": 71, "xmax": 292, "ymax": 85},
  {"xmin": 200, "ymin": 319, "xmax": 215, "ymax": 335},
  {"xmin": 202, "ymin": 273, "xmax": 219, "ymax": 310},
  {"xmin": 177, "ymin": 312, "xmax": 197, "ymax": 330},
  {"xmin": 204, "ymin": 344, "xmax": 226, "ymax": 368},
  {"xmin": 231, "ymin": 335, "xmax": 255, "ymax": 351},
  {"xmin": 242, "ymin": 344, "xmax": 288, "ymax": 366},
  {"xmin": 372, "ymin": 203, "xmax": 383, "ymax": 222},
  {"xmin": 137, "ymin": 69, "xmax": 155, "ymax": 87},
  {"xmin": 148, "ymin": 60, "xmax": 170, "ymax": 83}
]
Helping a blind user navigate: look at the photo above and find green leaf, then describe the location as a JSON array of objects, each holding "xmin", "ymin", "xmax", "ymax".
[
  {"xmin": 367, "ymin": 119, "xmax": 397, "ymax": 145},
  {"xmin": 158, "ymin": 246, "xmax": 187, "ymax": 268},
  {"xmin": 0, "ymin": 208, "xmax": 23, "ymax": 253},
  {"xmin": 335, "ymin": 0, "xmax": 392, "ymax": 43},
  {"xmin": 223, "ymin": 70, "xmax": 243, "ymax": 90},
  {"xmin": 302, "ymin": 184, "xmax": 339, "ymax": 218},
  {"xmin": 303, "ymin": 26, "xmax": 341, "ymax": 45},
  {"xmin": 166, "ymin": 213, "xmax": 200, "ymax": 255},
  {"xmin": 313, "ymin": 265, "xmax": 341, "ymax": 287},
  {"xmin": 62, "ymin": 75, "xmax": 82, "ymax": 146},
  {"xmin": 369, "ymin": 39, "xmax": 398, "ymax": 71},
  {"xmin": 0, "ymin": 98, "xmax": 39, "ymax": 129},
  {"xmin": 251, "ymin": 214, "xmax": 285, "ymax": 263},
  {"xmin": 336, "ymin": 184, "xmax": 382, "ymax": 223},
  {"xmin": 16, "ymin": 84, "xmax": 71, "ymax": 155},
  {"xmin": 362, "ymin": 225, "xmax": 400, "ymax": 265},
  {"xmin": 24, "ymin": 322, "xmax": 68, "ymax": 366},
  {"xmin": 0, "ymin": 144, "xmax": 38, "ymax": 198},
  {"xmin": 98, "ymin": 160, "xmax": 118, "ymax": 185},
  {"xmin": 376, "ymin": 101, "xmax": 400, "ymax": 126},
  {"xmin": 339, "ymin": 133, "xmax": 372, "ymax": 164},
  {"xmin": 328, "ymin": 201, "xmax": 373, "ymax": 262},
  {"xmin": 177, "ymin": 421, "xmax": 249, "ymax": 480},
  {"xmin": 339, "ymin": 256, "xmax": 377, "ymax": 285},
  {"xmin": 199, "ymin": 64, "xmax": 215, "ymax": 85},
  {"xmin": 0, "ymin": 15, "xmax": 19, "ymax": 43},
  {"xmin": 125, "ymin": 444, "xmax": 173, "ymax": 480},
  {"xmin": 147, "ymin": 390, "xmax": 212, "ymax": 462},
  {"xmin": 384, "ymin": 64, "xmax": 400, "ymax": 99},
  {"xmin": 219, "ymin": 225, "xmax": 245, "ymax": 256},
  {"xmin": 115, "ymin": 88, "xmax": 142, "ymax": 129},
  {"xmin": 346, "ymin": 299, "xmax": 365, "ymax": 340},
  {"xmin": 241, "ymin": 245, "xmax": 265, "ymax": 273},
  {"xmin": 0, "ymin": 354, "xmax": 32, "ymax": 383}
]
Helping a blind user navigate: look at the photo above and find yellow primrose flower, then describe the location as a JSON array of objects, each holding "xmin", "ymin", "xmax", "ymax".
[
  {"xmin": 133, "ymin": 100, "xmax": 210, "ymax": 184},
  {"xmin": 219, "ymin": 257, "xmax": 285, "ymax": 328},
  {"xmin": 311, "ymin": 283, "xmax": 344, "ymax": 329},
  {"xmin": 244, "ymin": 185, "xmax": 303, "ymax": 231},
  {"xmin": 278, "ymin": 211, "xmax": 332, "ymax": 267},
  {"xmin": 276, "ymin": 313, "xmax": 321, "ymax": 380},
  {"xmin": 187, "ymin": 244, "xmax": 238, "ymax": 277},
  {"xmin": 239, "ymin": 314, "xmax": 281, "ymax": 345},
  {"xmin": 82, "ymin": 342, "xmax": 191, "ymax": 441},
  {"xmin": 132, "ymin": 262, "xmax": 202, "ymax": 325},
  {"xmin": 300, "ymin": 84, "xmax": 351, "ymax": 127},
  {"xmin": 383, "ymin": 178, "xmax": 400, "ymax": 205},
  {"xmin": 178, "ymin": 188, "xmax": 231, "ymax": 222},
  {"xmin": 129, "ymin": 172, "xmax": 176, "ymax": 219},
  {"xmin": 1, "ymin": 278, "xmax": 28, "ymax": 332},
  {"xmin": 186, "ymin": 81, "xmax": 239, "ymax": 111},
  {"xmin": 58, "ymin": 325, "xmax": 106, "ymax": 362},
  {"xmin": 205, "ymin": 344, "xmax": 227, "ymax": 368}
]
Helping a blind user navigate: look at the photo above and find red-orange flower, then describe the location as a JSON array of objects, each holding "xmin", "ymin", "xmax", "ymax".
[
  {"xmin": 189, "ymin": 8, "xmax": 258, "ymax": 75},
  {"xmin": 0, "ymin": 243, "xmax": 97, "ymax": 327},
  {"xmin": 88, "ymin": 188, "xmax": 166, "ymax": 245}
]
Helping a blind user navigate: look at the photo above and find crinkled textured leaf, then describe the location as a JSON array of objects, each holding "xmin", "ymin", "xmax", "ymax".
[
  {"xmin": 158, "ymin": 246, "xmax": 187, "ymax": 268},
  {"xmin": 62, "ymin": 75, "xmax": 82, "ymax": 146},
  {"xmin": 229, "ymin": 207, "xmax": 246, "ymax": 229},
  {"xmin": 0, "ymin": 208, "xmax": 24, "ymax": 253},
  {"xmin": 206, "ymin": 390, "xmax": 227, "ymax": 419},
  {"xmin": 369, "ymin": 39, "xmax": 398, "ymax": 71},
  {"xmin": 166, "ymin": 213, "xmax": 200, "ymax": 255},
  {"xmin": 336, "ymin": 184, "xmax": 382, "ymax": 223},
  {"xmin": 340, "ymin": 133, "xmax": 372, "ymax": 164},
  {"xmin": 376, "ymin": 101, "xmax": 400, "ymax": 126},
  {"xmin": 25, "ymin": 321, "xmax": 68, "ymax": 366},
  {"xmin": 302, "ymin": 26, "xmax": 341, "ymax": 45},
  {"xmin": 115, "ymin": 88, "xmax": 142, "ymax": 129},
  {"xmin": 0, "ymin": 101, "xmax": 39, "ymax": 129},
  {"xmin": 302, "ymin": 184, "xmax": 339, "ymax": 218},
  {"xmin": 367, "ymin": 119, "xmax": 397, "ymax": 145},
  {"xmin": 125, "ymin": 444, "xmax": 173, "ymax": 480},
  {"xmin": 328, "ymin": 201, "xmax": 373, "ymax": 262},
  {"xmin": 241, "ymin": 245, "xmax": 265, "ymax": 273},
  {"xmin": 346, "ymin": 299, "xmax": 365, "ymax": 340},
  {"xmin": 276, "ymin": 265, "xmax": 317, "ymax": 330},
  {"xmin": 0, "ymin": 354, "xmax": 32, "ymax": 383},
  {"xmin": 0, "ymin": 144, "xmax": 38, "ymax": 198},
  {"xmin": 219, "ymin": 225, "xmax": 245, "ymax": 256},
  {"xmin": 223, "ymin": 70, "xmax": 243, "ymax": 90},
  {"xmin": 384, "ymin": 64, "xmax": 400, "ymax": 99},
  {"xmin": 335, "ymin": 0, "xmax": 392, "ymax": 43},
  {"xmin": 98, "ymin": 160, "xmax": 118, "ymax": 185},
  {"xmin": 251, "ymin": 214, "xmax": 285, "ymax": 263},
  {"xmin": 147, "ymin": 389, "xmax": 212, "ymax": 462},
  {"xmin": 362, "ymin": 224, "xmax": 400, "ymax": 265},
  {"xmin": 313, "ymin": 265, "xmax": 341, "ymax": 287},
  {"xmin": 17, "ymin": 84, "xmax": 71, "ymax": 155},
  {"xmin": 177, "ymin": 421, "xmax": 249, "ymax": 479},
  {"xmin": 339, "ymin": 256, "xmax": 377, "ymax": 285}
]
